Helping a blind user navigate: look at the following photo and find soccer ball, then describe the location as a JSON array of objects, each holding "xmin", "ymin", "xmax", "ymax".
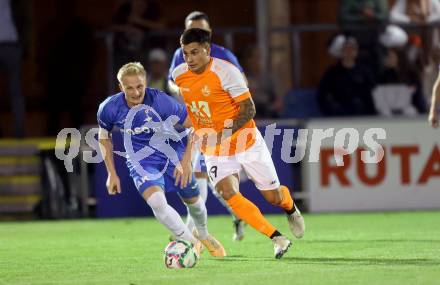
[{"xmin": 164, "ymin": 240, "xmax": 198, "ymax": 269}]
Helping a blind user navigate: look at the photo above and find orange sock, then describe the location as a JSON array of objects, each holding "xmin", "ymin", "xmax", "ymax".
[
  {"xmin": 279, "ymin": 185, "xmax": 294, "ymax": 211},
  {"xmin": 226, "ymin": 193, "xmax": 277, "ymax": 238}
]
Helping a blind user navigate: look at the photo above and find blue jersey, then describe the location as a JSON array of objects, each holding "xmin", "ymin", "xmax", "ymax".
[
  {"xmin": 97, "ymin": 88, "xmax": 199, "ymax": 197},
  {"xmin": 168, "ymin": 43, "xmax": 243, "ymax": 80},
  {"xmin": 97, "ymin": 88, "xmax": 188, "ymax": 166}
]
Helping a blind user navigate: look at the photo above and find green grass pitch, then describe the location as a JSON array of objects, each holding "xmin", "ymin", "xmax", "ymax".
[{"xmin": 2, "ymin": 211, "xmax": 440, "ymax": 285}]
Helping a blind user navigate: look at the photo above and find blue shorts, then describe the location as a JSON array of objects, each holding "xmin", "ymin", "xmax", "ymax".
[{"xmin": 128, "ymin": 161, "xmax": 199, "ymax": 199}]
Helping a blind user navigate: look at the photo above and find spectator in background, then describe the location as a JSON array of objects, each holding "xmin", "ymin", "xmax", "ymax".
[
  {"xmin": 390, "ymin": 0, "xmax": 440, "ymax": 63},
  {"xmin": 338, "ymin": 0, "xmax": 389, "ymax": 72},
  {"xmin": 242, "ymin": 46, "xmax": 284, "ymax": 118},
  {"xmin": 147, "ymin": 48, "xmax": 170, "ymax": 94},
  {"xmin": 390, "ymin": 0, "xmax": 440, "ymax": 24},
  {"xmin": 406, "ymin": 34, "xmax": 425, "ymax": 72},
  {"xmin": 317, "ymin": 36, "xmax": 377, "ymax": 117},
  {"xmin": 112, "ymin": 0, "xmax": 165, "ymax": 72},
  {"xmin": 339, "ymin": 0, "xmax": 389, "ymax": 25},
  {"xmin": 422, "ymin": 46, "xmax": 440, "ymax": 104},
  {"xmin": 374, "ymin": 25, "xmax": 427, "ymax": 116},
  {"xmin": 0, "ymin": 0, "xmax": 25, "ymax": 137}
]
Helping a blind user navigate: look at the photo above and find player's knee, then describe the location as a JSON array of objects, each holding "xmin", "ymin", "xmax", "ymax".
[
  {"xmin": 215, "ymin": 185, "xmax": 236, "ymax": 200},
  {"xmin": 144, "ymin": 189, "xmax": 167, "ymax": 211},
  {"xmin": 215, "ymin": 174, "xmax": 239, "ymax": 200}
]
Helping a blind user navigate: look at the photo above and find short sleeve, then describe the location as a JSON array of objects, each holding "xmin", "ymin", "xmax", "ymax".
[
  {"xmin": 97, "ymin": 100, "xmax": 115, "ymax": 132},
  {"xmin": 214, "ymin": 60, "xmax": 250, "ymax": 103}
]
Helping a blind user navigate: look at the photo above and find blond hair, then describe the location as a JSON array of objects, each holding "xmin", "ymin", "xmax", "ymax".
[{"xmin": 117, "ymin": 62, "xmax": 147, "ymax": 83}]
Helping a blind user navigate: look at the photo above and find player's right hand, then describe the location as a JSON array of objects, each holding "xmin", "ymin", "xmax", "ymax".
[
  {"xmin": 429, "ymin": 108, "xmax": 438, "ymax": 128},
  {"xmin": 173, "ymin": 160, "xmax": 193, "ymax": 189},
  {"xmin": 106, "ymin": 174, "xmax": 121, "ymax": 195}
]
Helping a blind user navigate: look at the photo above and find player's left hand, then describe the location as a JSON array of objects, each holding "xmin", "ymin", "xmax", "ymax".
[{"xmin": 173, "ymin": 159, "xmax": 193, "ymax": 189}]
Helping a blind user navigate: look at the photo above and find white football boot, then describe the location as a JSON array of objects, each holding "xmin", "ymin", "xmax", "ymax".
[
  {"xmin": 287, "ymin": 204, "xmax": 305, "ymax": 238},
  {"xmin": 272, "ymin": 235, "xmax": 292, "ymax": 259}
]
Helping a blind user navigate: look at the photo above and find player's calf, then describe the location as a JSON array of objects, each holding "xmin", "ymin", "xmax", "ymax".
[
  {"xmin": 260, "ymin": 186, "xmax": 306, "ymax": 239},
  {"xmin": 183, "ymin": 195, "xmax": 209, "ymax": 240},
  {"xmin": 144, "ymin": 188, "xmax": 198, "ymax": 244}
]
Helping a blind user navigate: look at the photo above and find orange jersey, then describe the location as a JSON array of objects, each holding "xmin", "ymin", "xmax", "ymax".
[{"xmin": 172, "ymin": 57, "xmax": 256, "ymax": 156}]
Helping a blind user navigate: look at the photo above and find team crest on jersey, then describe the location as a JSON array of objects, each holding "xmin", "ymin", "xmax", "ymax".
[
  {"xmin": 201, "ymin": 85, "xmax": 210, "ymax": 97},
  {"xmin": 144, "ymin": 115, "xmax": 152, "ymax": 122}
]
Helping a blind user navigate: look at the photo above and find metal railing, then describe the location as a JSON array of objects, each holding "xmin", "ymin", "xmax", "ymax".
[{"xmin": 95, "ymin": 21, "xmax": 440, "ymax": 94}]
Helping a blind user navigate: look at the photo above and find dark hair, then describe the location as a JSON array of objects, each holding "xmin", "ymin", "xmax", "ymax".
[
  {"xmin": 184, "ymin": 11, "xmax": 209, "ymax": 26},
  {"xmin": 180, "ymin": 28, "xmax": 211, "ymax": 45}
]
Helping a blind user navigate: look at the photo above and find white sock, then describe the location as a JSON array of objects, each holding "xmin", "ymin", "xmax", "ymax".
[
  {"xmin": 185, "ymin": 196, "xmax": 209, "ymax": 240},
  {"xmin": 185, "ymin": 177, "xmax": 208, "ymax": 231},
  {"xmin": 146, "ymin": 191, "xmax": 197, "ymax": 244},
  {"xmin": 197, "ymin": 177, "xmax": 208, "ymax": 202}
]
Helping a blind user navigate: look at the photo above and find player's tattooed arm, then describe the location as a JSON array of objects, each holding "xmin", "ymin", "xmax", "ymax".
[
  {"xmin": 231, "ymin": 97, "xmax": 256, "ymax": 135},
  {"xmin": 216, "ymin": 97, "xmax": 255, "ymax": 144}
]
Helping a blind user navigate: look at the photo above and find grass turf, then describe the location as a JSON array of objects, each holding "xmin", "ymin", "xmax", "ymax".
[{"xmin": 1, "ymin": 211, "xmax": 440, "ymax": 285}]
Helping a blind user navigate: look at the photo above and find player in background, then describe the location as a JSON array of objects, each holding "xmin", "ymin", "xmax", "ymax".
[
  {"xmin": 168, "ymin": 11, "xmax": 246, "ymax": 241},
  {"xmin": 429, "ymin": 72, "xmax": 440, "ymax": 127},
  {"xmin": 97, "ymin": 62, "xmax": 226, "ymax": 257},
  {"xmin": 173, "ymin": 29, "xmax": 305, "ymax": 259}
]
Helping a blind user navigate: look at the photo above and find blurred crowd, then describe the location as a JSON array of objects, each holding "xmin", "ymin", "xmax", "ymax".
[
  {"xmin": 318, "ymin": 0, "xmax": 440, "ymax": 117},
  {"xmin": 1, "ymin": 0, "xmax": 440, "ymax": 137},
  {"xmin": 109, "ymin": 0, "xmax": 440, "ymax": 120}
]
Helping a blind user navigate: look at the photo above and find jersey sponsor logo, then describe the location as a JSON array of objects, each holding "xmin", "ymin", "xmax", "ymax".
[
  {"xmin": 188, "ymin": 101, "xmax": 214, "ymax": 128},
  {"xmin": 122, "ymin": 126, "xmax": 155, "ymax": 135},
  {"xmin": 121, "ymin": 109, "xmax": 158, "ymax": 135}
]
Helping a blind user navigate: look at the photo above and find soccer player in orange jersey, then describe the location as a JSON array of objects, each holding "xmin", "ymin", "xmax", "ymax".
[
  {"xmin": 168, "ymin": 11, "xmax": 246, "ymax": 241},
  {"xmin": 172, "ymin": 28, "xmax": 305, "ymax": 259}
]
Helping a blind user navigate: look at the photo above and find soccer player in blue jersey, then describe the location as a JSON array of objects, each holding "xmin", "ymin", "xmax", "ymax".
[
  {"xmin": 168, "ymin": 11, "xmax": 246, "ymax": 241},
  {"xmin": 97, "ymin": 62, "xmax": 226, "ymax": 257}
]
